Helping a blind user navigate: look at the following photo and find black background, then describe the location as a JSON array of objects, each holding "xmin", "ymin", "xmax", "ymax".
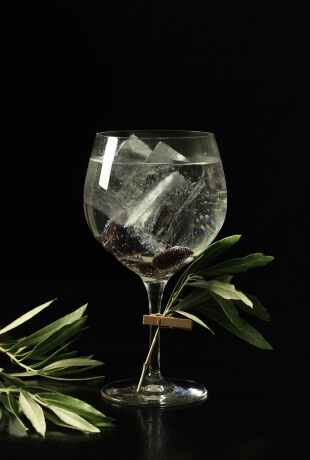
[{"xmin": 0, "ymin": 1, "xmax": 309, "ymax": 459}]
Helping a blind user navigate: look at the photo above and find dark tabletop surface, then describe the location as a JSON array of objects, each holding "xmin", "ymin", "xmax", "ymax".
[{"xmin": 1, "ymin": 379, "xmax": 305, "ymax": 460}]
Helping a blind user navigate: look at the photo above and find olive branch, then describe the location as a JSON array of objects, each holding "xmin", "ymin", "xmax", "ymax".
[
  {"xmin": 137, "ymin": 235, "xmax": 274, "ymax": 390},
  {"xmin": 0, "ymin": 300, "xmax": 114, "ymax": 437}
]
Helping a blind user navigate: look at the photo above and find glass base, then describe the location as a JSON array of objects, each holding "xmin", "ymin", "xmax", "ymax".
[{"xmin": 101, "ymin": 377, "xmax": 208, "ymax": 407}]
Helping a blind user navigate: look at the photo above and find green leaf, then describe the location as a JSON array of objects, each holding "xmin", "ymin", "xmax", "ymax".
[
  {"xmin": 0, "ymin": 300, "xmax": 115, "ymax": 436},
  {"xmin": 0, "ymin": 372, "xmax": 26, "ymax": 387},
  {"xmin": 43, "ymin": 407, "xmax": 80, "ymax": 431},
  {"xmin": 190, "ymin": 235, "xmax": 242, "ymax": 272},
  {"xmin": 36, "ymin": 392, "xmax": 114, "ymax": 426},
  {"xmin": 44, "ymin": 404, "xmax": 100, "ymax": 433},
  {"xmin": 173, "ymin": 310, "xmax": 214, "ymax": 333},
  {"xmin": 7, "ymin": 392, "xmax": 29, "ymax": 431},
  {"xmin": 8, "ymin": 304, "xmax": 88, "ymax": 352},
  {"xmin": 195, "ymin": 304, "xmax": 273, "ymax": 350},
  {"xmin": 40, "ymin": 365, "xmax": 102, "ymax": 378},
  {"xmin": 197, "ymin": 253, "xmax": 275, "ymax": 277},
  {"xmin": 33, "ymin": 374, "xmax": 105, "ymax": 382},
  {"xmin": 0, "ymin": 391, "xmax": 28, "ymax": 430},
  {"xmin": 41, "ymin": 358, "xmax": 104, "ymax": 372},
  {"xmin": 235, "ymin": 294, "xmax": 271, "ymax": 322},
  {"xmin": 208, "ymin": 293, "xmax": 243, "ymax": 329},
  {"xmin": 0, "ymin": 393, "xmax": 29, "ymax": 431},
  {"xmin": 8, "ymin": 392, "xmax": 20, "ymax": 415},
  {"xmin": 8, "ymin": 372, "xmax": 105, "ymax": 382},
  {"xmin": 169, "ymin": 235, "xmax": 241, "ymax": 298},
  {"xmin": 19, "ymin": 390, "xmax": 46, "ymax": 437},
  {"xmin": 214, "ymin": 275, "xmax": 234, "ymax": 283},
  {"xmin": 43, "ymin": 407, "xmax": 105, "ymax": 432},
  {"xmin": 167, "ymin": 288, "xmax": 213, "ymax": 313},
  {"xmin": 0, "ymin": 333, "xmax": 15, "ymax": 346},
  {"xmin": 0, "ymin": 300, "xmax": 55, "ymax": 335},
  {"xmin": 21, "ymin": 317, "xmax": 87, "ymax": 360},
  {"xmin": 189, "ymin": 280, "xmax": 253, "ymax": 307},
  {"xmin": 31, "ymin": 348, "xmax": 79, "ymax": 370},
  {"xmin": 0, "ymin": 393, "xmax": 12, "ymax": 412}
]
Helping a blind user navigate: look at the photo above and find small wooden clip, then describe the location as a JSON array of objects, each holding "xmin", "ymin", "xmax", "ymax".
[{"xmin": 143, "ymin": 314, "xmax": 193, "ymax": 331}]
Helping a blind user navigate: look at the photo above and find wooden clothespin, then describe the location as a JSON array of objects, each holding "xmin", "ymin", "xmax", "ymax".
[{"xmin": 143, "ymin": 313, "xmax": 193, "ymax": 331}]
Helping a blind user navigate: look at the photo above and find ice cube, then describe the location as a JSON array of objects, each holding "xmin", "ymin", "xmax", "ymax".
[
  {"xmin": 115, "ymin": 134, "xmax": 152, "ymax": 162},
  {"xmin": 115, "ymin": 138, "xmax": 189, "ymax": 207},
  {"xmin": 123, "ymin": 171, "xmax": 192, "ymax": 255},
  {"xmin": 125, "ymin": 171, "xmax": 190, "ymax": 229},
  {"xmin": 146, "ymin": 141, "xmax": 189, "ymax": 163},
  {"xmin": 110, "ymin": 134, "xmax": 153, "ymax": 202},
  {"xmin": 114, "ymin": 137, "xmax": 188, "ymax": 203},
  {"xmin": 159, "ymin": 178, "xmax": 206, "ymax": 247}
]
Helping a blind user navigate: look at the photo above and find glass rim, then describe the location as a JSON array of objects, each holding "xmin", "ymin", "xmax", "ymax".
[{"xmin": 95, "ymin": 130, "xmax": 215, "ymax": 140}]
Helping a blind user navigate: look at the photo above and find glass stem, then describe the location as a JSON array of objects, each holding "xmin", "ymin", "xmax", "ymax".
[{"xmin": 143, "ymin": 280, "xmax": 167, "ymax": 382}]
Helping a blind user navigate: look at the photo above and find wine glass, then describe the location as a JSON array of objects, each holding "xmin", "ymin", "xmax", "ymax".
[{"xmin": 83, "ymin": 130, "xmax": 227, "ymax": 407}]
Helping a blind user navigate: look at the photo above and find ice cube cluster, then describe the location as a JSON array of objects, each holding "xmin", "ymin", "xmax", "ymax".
[
  {"xmin": 96, "ymin": 134, "xmax": 207, "ymax": 255},
  {"xmin": 116, "ymin": 134, "xmax": 188, "ymax": 164}
]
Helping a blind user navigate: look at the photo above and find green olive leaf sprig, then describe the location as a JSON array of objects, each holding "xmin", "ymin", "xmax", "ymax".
[
  {"xmin": 138, "ymin": 235, "xmax": 274, "ymax": 390},
  {"xmin": 0, "ymin": 300, "xmax": 115, "ymax": 437},
  {"xmin": 163, "ymin": 234, "xmax": 274, "ymax": 349}
]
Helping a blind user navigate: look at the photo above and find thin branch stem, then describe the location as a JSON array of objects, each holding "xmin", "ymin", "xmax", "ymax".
[
  {"xmin": 0, "ymin": 346, "xmax": 37, "ymax": 376},
  {"xmin": 163, "ymin": 275, "xmax": 190, "ymax": 315},
  {"xmin": 136, "ymin": 324, "xmax": 160, "ymax": 393},
  {"xmin": 136, "ymin": 277, "xmax": 192, "ymax": 393},
  {"xmin": 0, "ymin": 387, "xmax": 20, "ymax": 393}
]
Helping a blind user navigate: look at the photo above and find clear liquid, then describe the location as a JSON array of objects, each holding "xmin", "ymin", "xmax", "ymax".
[{"xmin": 84, "ymin": 159, "xmax": 227, "ymax": 279}]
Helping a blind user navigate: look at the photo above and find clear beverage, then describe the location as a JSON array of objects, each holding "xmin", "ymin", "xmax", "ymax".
[{"xmin": 84, "ymin": 158, "xmax": 227, "ymax": 280}]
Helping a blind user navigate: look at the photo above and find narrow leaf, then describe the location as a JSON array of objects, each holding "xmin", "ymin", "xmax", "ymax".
[
  {"xmin": 235, "ymin": 293, "xmax": 270, "ymax": 321},
  {"xmin": 197, "ymin": 253, "xmax": 274, "ymax": 277},
  {"xmin": 213, "ymin": 275, "xmax": 234, "ymax": 283},
  {"xmin": 196, "ymin": 304, "xmax": 273, "ymax": 350},
  {"xmin": 0, "ymin": 300, "xmax": 55, "ymax": 335},
  {"xmin": 41, "ymin": 358, "xmax": 104, "ymax": 372},
  {"xmin": 8, "ymin": 393, "xmax": 29, "ymax": 430},
  {"xmin": 8, "ymin": 304, "xmax": 88, "ymax": 351},
  {"xmin": 0, "ymin": 393, "xmax": 13, "ymax": 412},
  {"xmin": 31, "ymin": 348, "xmax": 78, "ymax": 369},
  {"xmin": 0, "ymin": 393, "xmax": 29, "ymax": 431},
  {"xmin": 36, "ymin": 392, "xmax": 114, "ymax": 426},
  {"xmin": 188, "ymin": 235, "xmax": 242, "ymax": 274},
  {"xmin": 43, "ymin": 408, "xmax": 80, "ymax": 431},
  {"xmin": 208, "ymin": 292, "xmax": 243, "ymax": 329},
  {"xmin": 40, "ymin": 365, "xmax": 101, "ymax": 377},
  {"xmin": 19, "ymin": 390, "xmax": 46, "ymax": 437},
  {"xmin": 173, "ymin": 311, "xmax": 214, "ymax": 333},
  {"xmin": 169, "ymin": 235, "xmax": 241, "ymax": 299},
  {"xmin": 46, "ymin": 404, "xmax": 100, "ymax": 433},
  {"xmin": 190, "ymin": 280, "xmax": 253, "ymax": 307},
  {"xmin": 166, "ymin": 288, "xmax": 213, "ymax": 313},
  {"xmin": 0, "ymin": 372, "xmax": 27, "ymax": 387},
  {"xmin": 33, "ymin": 374, "xmax": 105, "ymax": 382},
  {"xmin": 21, "ymin": 318, "xmax": 87, "ymax": 360}
]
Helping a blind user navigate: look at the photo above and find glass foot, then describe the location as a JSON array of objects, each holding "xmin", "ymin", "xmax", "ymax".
[{"xmin": 101, "ymin": 377, "xmax": 208, "ymax": 407}]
